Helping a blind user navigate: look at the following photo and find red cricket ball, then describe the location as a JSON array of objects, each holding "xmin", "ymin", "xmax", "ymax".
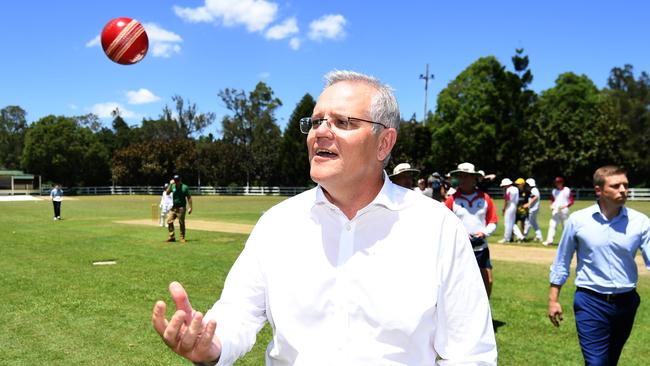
[{"xmin": 101, "ymin": 17, "xmax": 149, "ymax": 65}]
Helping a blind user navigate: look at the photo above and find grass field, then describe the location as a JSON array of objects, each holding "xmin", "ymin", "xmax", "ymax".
[{"xmin": 1, "ymin": 195, "xmax": 649, "ymax": 365}]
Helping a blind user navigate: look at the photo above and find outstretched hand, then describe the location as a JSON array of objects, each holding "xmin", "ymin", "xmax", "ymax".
[{"xmin": 152, "ymin": 282, "xmax": 221, "ymax": 363}]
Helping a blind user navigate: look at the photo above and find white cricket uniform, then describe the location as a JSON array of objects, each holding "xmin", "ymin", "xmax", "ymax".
[
  {"xmin": 524, "ymin": 187, "xmax": 543, "ymax": 240},
  {"xmin": 545, "ymin": 186, "xmax": 573, "ymax": 244},
  {"xmin": 503, "ymin": 185, "xmax": 522, "ymax": 241},
  {"xmin": 159, "ymin": 191, "xmax": 173, "ymax": 226}
]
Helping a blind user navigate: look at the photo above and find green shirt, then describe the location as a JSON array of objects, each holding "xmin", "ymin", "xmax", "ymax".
[{"xmin": 171, "ymin": 183, "xmax": 191, "ymax": 207}]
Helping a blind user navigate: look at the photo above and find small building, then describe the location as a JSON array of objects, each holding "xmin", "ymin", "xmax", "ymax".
[{"xmin": 0, "ymin": 170, "xmax": 41, "ymax": 195}]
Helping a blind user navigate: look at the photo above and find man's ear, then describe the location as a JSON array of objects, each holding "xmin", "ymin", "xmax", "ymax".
[
  {"xmin": 594, "ymin": 185, "xmax": 602, "ymax": 197},
  {"xmin": 377, "ymin": 128, "xmax": 397, "ymax": 162}
]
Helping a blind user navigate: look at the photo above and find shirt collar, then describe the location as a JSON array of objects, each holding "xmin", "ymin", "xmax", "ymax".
[
  {"xmin": 590, "ymin": 201, "xmax": 628, "ymax": 220},
  {"xmin": 314, "ymin": 171, "xmax": 403, "ymax": 212}
]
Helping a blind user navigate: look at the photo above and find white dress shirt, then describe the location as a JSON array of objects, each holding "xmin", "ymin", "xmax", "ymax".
[{"xmin": 206, "ymin": 175, "xmax": 497, "ymax": 365}]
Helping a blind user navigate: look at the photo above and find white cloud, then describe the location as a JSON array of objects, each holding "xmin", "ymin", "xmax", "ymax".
[
  {"xmin": 174, "ymin": 0, "xmax": 278, "ymax": 32},
  {"xmin": 142, "ymin": 23, "xmax": 183, "ymax": 58},
  {"xmin": 89, "ymin": 102, "xmax": 138, "ymax": 119},
  {"xmin": 289, "ymin": 37, "xmax": 300, "ymax": 50},
  {"xmin": 85, "ymin": 22, "xmax": 182, "ymax": 58},
  {"xmin": 265, "ymin": 17, "xmax": 298, "ymax": 40},
  {"xmin": 68, "ymin": 104, "xmax": 78, "ymax": 110},
  {"xmin": 151, "ymin": 42, "xmax": 182, "ymax": 58},
  {"xmin": 308, "ymin": 14, "xmax": 346, "ymax": 41},
  {"xmin": 86, "ymin": 35, "xmax": 100, "ymax": 47},
  {"xmin": 258, "ymin": 72, "xmax": 270, "ymax": 79},
  {"xmin": 126, "ymin": 88, "xmax": 161, "ymax": 105},
  {"xmin": 173, "ymin": 5, "xmax": 213, "ymax": 22}
]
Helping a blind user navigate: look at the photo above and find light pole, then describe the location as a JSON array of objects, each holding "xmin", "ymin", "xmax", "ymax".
[{"xmin": 419, "ymin": 64, "xmax": 434, "ymax": 122}]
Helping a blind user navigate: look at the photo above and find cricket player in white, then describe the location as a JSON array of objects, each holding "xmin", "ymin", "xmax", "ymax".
[
  {"xmin": 159, "ymin": 183, "xmax": 174, "ymax": 227},
  {"xmin": 523, "ymin": 178, "xmax": 543, "ymax": 241},
  {"xmin": 499, "ymin": 178, "xmax": 523, "ymax": 243},
  {"xmin": 543, "ymin": 176, "xmax": 574, "ymax": 246}
]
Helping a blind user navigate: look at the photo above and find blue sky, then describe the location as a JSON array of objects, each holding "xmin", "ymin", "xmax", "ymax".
[{"xmin": 2, "ymin": 1, "xmax": 649, "ymax": 136}]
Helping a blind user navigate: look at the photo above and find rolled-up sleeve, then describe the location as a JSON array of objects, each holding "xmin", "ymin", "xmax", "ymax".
[
  {"xmin": 550, "ymin": 217, "xmax": 577, "ymax": 285},
  {"xmin": 641, "ymin": 217, "xmax": 650, "ymax": 270}
]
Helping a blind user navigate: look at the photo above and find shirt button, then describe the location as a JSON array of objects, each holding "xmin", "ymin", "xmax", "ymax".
[{"xmin": 345, "ymin": 223, "xmax": 351, "ymax": 231}]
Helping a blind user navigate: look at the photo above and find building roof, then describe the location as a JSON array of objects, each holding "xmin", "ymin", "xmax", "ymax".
[{"xmin": 0, "ymin": 170, "xmax": 35, "ymax": 179}]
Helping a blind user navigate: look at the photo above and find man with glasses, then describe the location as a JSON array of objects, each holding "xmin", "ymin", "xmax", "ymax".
[{"xmin": 152, "ymin": 70, "xmax": 497, "ymax": 365}]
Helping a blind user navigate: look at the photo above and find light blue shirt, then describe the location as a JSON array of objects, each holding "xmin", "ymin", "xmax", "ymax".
[{"xmin": 550, "ymin": 202, "xmax": 650, "ymax": 294}]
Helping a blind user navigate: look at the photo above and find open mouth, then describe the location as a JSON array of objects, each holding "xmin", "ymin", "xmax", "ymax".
[{"xmin": 315, "ymin": 148, "xmax": 338, "ymax": 158}]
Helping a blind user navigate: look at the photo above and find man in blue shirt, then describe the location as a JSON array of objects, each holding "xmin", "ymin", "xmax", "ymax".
[{"xmin": 548, "ymin": 165, "xmax": 650, "ymax": 365}]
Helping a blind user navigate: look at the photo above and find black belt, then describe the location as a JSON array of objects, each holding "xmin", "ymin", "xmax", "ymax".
[{"xmin": 576, "ymin": 287, "xmax": 636, "ymax": 303}]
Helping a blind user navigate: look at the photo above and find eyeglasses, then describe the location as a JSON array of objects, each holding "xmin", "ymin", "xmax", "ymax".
[{"xmin": 299, "ymin": 116, "xmax": 387, "ymax": 134}]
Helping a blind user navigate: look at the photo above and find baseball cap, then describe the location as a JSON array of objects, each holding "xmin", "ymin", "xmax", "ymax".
[{"xmin": 173, "ymin": 174, "xmax": 181, "ymax": 181}]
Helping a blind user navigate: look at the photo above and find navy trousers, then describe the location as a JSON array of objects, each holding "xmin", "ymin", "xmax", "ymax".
[
  {"xmin": 53, "ymin": 201, "xmax": 61, "ymax": 218},
  {"xmin": 573, "ymin": 288, "xmax": 640, "ymax": 366}
]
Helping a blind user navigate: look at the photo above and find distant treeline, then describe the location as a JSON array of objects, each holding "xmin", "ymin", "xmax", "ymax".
[{"xmin": 1, "ymin": 50, "xmax": 648, "ymax": 188}]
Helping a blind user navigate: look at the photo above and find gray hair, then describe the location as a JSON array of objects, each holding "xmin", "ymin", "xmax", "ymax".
[{"xmin": 323, "ymin": 70, "xmax": 400, "ymax": 134}]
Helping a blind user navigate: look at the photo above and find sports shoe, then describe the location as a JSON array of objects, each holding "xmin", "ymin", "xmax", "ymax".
[
  {"xmin": 53, "ymin": 217, "xmax": 58, "ymax": 221},
  {"xmin": 542, "ymin": 241, "xmax": 551, "ymax": 246},
  {"xmin": 166, "ymin": 237, "xmax": 176, "ymax": 243},
  {"xmin": 180, "ymin": 238, "xmax": 187, "ymax": 243},
  {"xmin": 497, "ymin": 239, "xmax": 507, "ymax": 244}
]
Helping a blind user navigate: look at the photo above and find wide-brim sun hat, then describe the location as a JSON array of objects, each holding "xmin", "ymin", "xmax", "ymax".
[
  {"xmin": 514, "ymin": 178, "xmax": 526, "ymax": 185},
  {"xmin": 526, "ymin": 178, "xmax": 536, "ymax": 187},
  {"xmin": 500, "ymin": 178, "xmax": 513, "ymax": 187},
  {"xmin": 448, "ymin": 162, "xmax": 482, "ymax": 176},
  {"xmin": 390, "ymin": 163, "xmax": 420, "ymax": 177}
]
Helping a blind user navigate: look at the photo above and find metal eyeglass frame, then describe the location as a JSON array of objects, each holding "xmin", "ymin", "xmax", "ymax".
[{"xmin": 299, "ymin": 116, "xmax": 388, "ymax": 134}]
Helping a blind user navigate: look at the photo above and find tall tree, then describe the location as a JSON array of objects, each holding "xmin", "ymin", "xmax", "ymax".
[
  {"xmin": 431, "ymin": 56, "xmax": 518, "ymax": 177},
  {"xmin": 22, "ymin": 115, "xmax": 110, "ymax": 186},
  {"xmin": 391, "ymin": 116, "xmax": 434, "ymax": 176},
  {"xmin": 528, "ymin": 73, "xmax": 627, "ymax": 186},
  {"xmin": 603, "ymin": 64, "xmax": 650, "ymax": 186},
  {"xmin": 196, "ymin": 139, "xmax": 247, "ymax": 186},
  {"xmin": 111, "ymin": 138, "xmax": 197, "ymax": 186},
  {"xmin": 509, "ymin": 49, "xmax": 538, "ymax": 177},
  {"xmin": 160, "ymin": 95, "xmax": 215, "ymax": 138},
  {"xmin": 0, "ymin": 105, "xmax": 27, "ymax": 169},
  {"xmin": 278, "ymin": 93, "xmax": 315, "ymax": 186},
  {"xmin": 219, "ymin": 82, "xmax": 282, "ymax": 186}
]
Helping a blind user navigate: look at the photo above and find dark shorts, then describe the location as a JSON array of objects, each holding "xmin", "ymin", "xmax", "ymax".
[{"xmin": 474, "ymin": 247, "xmax": 492, "ymax": 269}]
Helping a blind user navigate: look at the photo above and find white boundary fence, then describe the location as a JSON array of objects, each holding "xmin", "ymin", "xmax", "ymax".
[
  {"xmin": 37, "ymin": 186, "xmax": 312, "ymax": 197},
  {"xmin": 486, "ymin": 187, "xmax": 650, "ymax": 201},
  {"xmin": 19, "ymin": 185, "xmax": 650, "ymax": 200}
]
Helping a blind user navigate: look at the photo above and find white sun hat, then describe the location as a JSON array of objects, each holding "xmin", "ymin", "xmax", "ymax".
[
  {"xmin": 500, "ymin": 178, "xmax": 513, "ymax": 187},
  {"xmin": 390, "ymin": 163, "xmax": 420, "ymax": 177},
  {"xmin": 448, "ymin": 162, "xmax": 482, "ymax": 176}
]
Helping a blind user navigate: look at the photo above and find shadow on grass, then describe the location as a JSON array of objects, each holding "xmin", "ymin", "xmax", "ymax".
[{"xmin": 493, "ymin": 319, "xmax": 506, "ymax": 333}]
